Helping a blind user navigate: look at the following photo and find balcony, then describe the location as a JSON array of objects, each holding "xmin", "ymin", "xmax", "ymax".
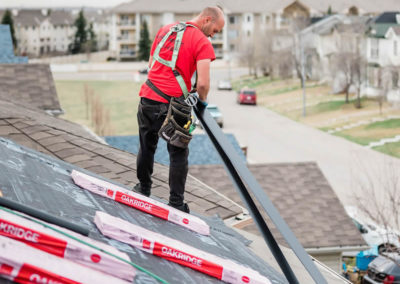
[
  {"xmin": 118, "ymin": 21, "xmax": 136, "ymax": 28},
  {"xmin": 117, "ymin": 36, "xmax": 136, "ymax": 43},
  {"xmin": 119, "ymin": 50, "xmax": 136, "ymax": 58}
]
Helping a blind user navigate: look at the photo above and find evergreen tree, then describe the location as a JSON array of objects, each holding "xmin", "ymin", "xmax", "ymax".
[
  {"xmin": 70, "ymin": 10, "xmax": 87, "ymax": 54},
  {"xmin": 327, "ymin": 6, "xmax": 332, "ymax": 15},
  {"xmin": 1, "ymin": 10, "xmax": 17, "ymax": 49},
  {"xmin": 138, "ymin": 20, "xmax": 151, "ymax": 61},
  {"xmin": 87, "ymin": 22, "xmax": 98, "ymax": 52}
]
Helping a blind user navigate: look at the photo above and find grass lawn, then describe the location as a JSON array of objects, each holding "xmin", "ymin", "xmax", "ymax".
[
  {"xmin": 55, "ymin": 80, "xmax": 142, "ymax": 136},
  {"xmin": 373, "ymin": 142, "xmax": 400, "ymax": 158}
]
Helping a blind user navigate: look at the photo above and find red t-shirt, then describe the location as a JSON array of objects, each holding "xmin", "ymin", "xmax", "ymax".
[{"xmin": 139, "ymin": 22, "xmax": 216, "ymax": 103}]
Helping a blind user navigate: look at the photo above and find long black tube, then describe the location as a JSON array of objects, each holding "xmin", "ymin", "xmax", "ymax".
[
  {"xmin": 192, "ymin": 97, "xmax": 327, "ymax": 284},
  {"xmin": 0, "ymin": 197, "xmax": 90, "ymax": 236}
]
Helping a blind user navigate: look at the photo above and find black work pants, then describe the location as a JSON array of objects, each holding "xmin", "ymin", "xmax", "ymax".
[{"xmin": 136, "ymin": 97, "xmax": 189, "ymax": 206}]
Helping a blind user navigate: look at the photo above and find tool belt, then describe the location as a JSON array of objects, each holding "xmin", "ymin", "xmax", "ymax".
[{"xmin": 146, "ymin": 80, "xmax": 193, "ymax": 148}]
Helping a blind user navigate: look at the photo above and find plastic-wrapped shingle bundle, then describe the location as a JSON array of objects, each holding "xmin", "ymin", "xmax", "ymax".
[
  {"xmin": 0, "ymin": 208, "xmax": 135, "ymax": 282},
  {"xmin": 0, "ymin": 235, "xmax": 130, "ymax": 284},
  {"xmin": 71, "ymin": 170, "xmax": 210, "ymax": 235},
  {"xmin": 95, "ymin": 211, "xmax": 272, "ymax": 284}
]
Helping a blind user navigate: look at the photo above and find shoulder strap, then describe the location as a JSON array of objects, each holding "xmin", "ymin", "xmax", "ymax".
[{"xmin": 151, "ymin": 22, "xmax": 197, "ymax": 99}]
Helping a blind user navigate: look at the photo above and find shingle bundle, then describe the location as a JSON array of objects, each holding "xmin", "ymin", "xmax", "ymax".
[
  {"xmin": 0, "ymin": 208, "xmax": 135, "ymax": 282},
  {"xmin": 71, "ymin": 170, "xmax": 210, "ymax": 235},
  {"xmin": 0, "ymin": 235, "xmax": 130, "ymax": 284},
  {"xmin": 95, "ymin": 211, "xmax": 272, "ymax": 284}
]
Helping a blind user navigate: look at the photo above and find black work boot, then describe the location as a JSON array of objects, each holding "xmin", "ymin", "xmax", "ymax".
[
  {"xmin": 168, "ymin": 202, "xmax": 190, "ymax": 213},
  {"xmin": 133, "ymin": 183, "xmax": 151, "ymax": 197}
]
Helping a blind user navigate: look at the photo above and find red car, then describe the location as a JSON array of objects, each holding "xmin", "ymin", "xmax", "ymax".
[{"xmin": 237, "ymin": 88, "xmax": 257, "ymax": 105}]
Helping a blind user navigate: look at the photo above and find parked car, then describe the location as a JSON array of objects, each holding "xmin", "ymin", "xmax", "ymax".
[
  {"xmin": 196, "ymin": 104, "xmax": 223, "ymax": 128},
  {"xmin": 237, "ymin": 88, "xmax": 257, "ymax": 105},
  {"xmin": 207, "ymin": 104, "xmax": 223, "ymax": 128},
  {"xmin": 217, "ymin": 80, "xmax": 232, "ymax": 90},
  {"xmin": 139, "ymin": 67, "xmax": 148, "ymax": 74},
  {"xmin": 363, "ymin": 253, "xmax": 400, "ymax": 283},
  {"xmin": 346, "ymin": 206, "xmax": 400, "ymax": 253}
]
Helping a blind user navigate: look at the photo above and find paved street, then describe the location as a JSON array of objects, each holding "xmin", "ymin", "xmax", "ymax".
[{"xmin": 208, "ymin": 69, "xmax": 400, "ymax": 217}]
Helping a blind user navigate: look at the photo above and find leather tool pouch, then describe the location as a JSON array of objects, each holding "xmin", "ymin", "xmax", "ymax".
[{"xmin": 159, "ymin": 97, "xmax": 193, "ymax": 148}]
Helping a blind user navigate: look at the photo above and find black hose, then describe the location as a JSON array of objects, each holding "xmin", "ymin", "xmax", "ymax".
[{"xmin": 0, "ymin": 197, "xmax": 89, "ymax": 236}]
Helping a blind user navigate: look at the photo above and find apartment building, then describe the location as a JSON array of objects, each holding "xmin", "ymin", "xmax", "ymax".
[
  {"xmin": 0, "ymin": 8, "xmax": 111, "ymax": 58},
  {"xmin": 110, "ymin": 0, "xmax": 399, "ymax": 61}
]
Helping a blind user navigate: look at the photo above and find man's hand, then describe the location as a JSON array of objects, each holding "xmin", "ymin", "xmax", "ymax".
[{"xmin": 196, "ymin": 59, "xmax": 211, "ymax": 102}]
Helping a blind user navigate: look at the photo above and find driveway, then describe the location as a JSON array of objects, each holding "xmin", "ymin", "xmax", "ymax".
[{"xmin": 208, "ymin": 77, "xmax": 400, "ymax": 220}]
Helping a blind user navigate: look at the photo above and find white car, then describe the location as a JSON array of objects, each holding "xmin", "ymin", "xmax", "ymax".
[
  {"xmin": 217, "ymin": 80, "xmax": 232, "ymax": 91},
  {"xmin": 345, "ymin": 206, "xmax": 400, "ymax": 253}
]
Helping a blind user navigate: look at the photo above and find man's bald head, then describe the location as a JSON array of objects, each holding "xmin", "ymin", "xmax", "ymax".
[
  {"xmin": 196, "ymin": 6, "xmax": 225, "ymax": 38},
  {"xmin": 199, "ymin": 7, "xmax": 224, "ymax": 22}
]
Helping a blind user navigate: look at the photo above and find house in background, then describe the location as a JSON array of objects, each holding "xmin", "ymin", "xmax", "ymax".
[
  {"xmin": 0, "ymin": 8, "xmax": 111, "ymax": 57},
  {"xmin": 109, "ymin": 0, "xmax": 400, "ymax": 61},
  {"xmin": 364, "ymin": 12, "xmax": 400, "ymax": 103}
]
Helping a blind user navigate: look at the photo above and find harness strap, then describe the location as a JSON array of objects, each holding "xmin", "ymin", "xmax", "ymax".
[
  {"xmin": 150, "ymin": 22, "xmax": 197, "ymax": 99},
  {"xmin": 145, "ymin": 79, "xmax": 171, "ymax": 103}
]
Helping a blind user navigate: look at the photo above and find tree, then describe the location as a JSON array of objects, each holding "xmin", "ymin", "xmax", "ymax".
[
  {"xmin": 85, "ymin": 22, "xmax": 98, "ymax": 54},
  {"xmin": 138, "ymin": 20, "xmax": 150, "ymax": 61},
  {"xmin": 353, "ymin": 157, "xmax": 400, "ymax": 254},
  {"xmin": 1, "ymin": 10, "xmax": 17, "ymax": 49},
  {"xmin": 70, "ymin": 10, "xmax": 87, "ymax": 54},
  {"xmin": 327, "ymin": 6, "xmax": 332, "ymax": 15}
]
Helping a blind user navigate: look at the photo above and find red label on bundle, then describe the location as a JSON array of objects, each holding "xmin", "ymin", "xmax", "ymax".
[
  {"xmin": 115, "ymin": 192, "xmax": 169, "ymax": 219},
  {"xmin": 153, "ymin": 242, "xmax": 223, "ymax": 280},
  {"xmin": 15, "ymin": 263, "xmax": 81, "ymax": 284},
  {"xmin": 0, "ymin": 219, "xmax": 67, "ymax": 257},
  {"xmin": 0, "ymin": 264, "xmax": 14, "ymax": 276},
  {"xmin": 242, "ymin": 275, "xmax": 250, "ymax": 283},
  {"xmin": 106, "ymin": 189, "xmax": 114, "ymax": 197}
]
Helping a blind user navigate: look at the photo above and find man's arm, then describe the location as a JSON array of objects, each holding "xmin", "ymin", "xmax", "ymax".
[
  {"xmin": 148, "ymin": 55, "xmax": 153, "ymax": 69},
  {"xmin": 196, "ymin": 59, "xmax": 211, "ymax": 102}
]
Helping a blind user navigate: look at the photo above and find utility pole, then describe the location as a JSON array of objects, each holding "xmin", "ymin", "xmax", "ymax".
[{"xmin": 299, "ymin": 31, "xmax": 307, "ymax": 117}]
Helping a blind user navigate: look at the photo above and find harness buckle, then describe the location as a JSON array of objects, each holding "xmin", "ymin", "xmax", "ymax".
[
  {"xmin": 184, "ymin": 93, "xmax": 198, "ymax": 107},
  {"xmin": 170, "ymin": 22, "xmax": 186, "ymax": 32}
]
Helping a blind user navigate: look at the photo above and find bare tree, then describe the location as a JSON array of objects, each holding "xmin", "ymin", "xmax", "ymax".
[
  {"xmin": 376, "ymin": 66, "xmax": 396, "ymax": 115},
  {"xmin": 239, "ymin": 41, "xmax": 257, "ymax": 77},
  {"xmin": 352, "ymin": 156, "xmax": 400, "ymax": 254}
]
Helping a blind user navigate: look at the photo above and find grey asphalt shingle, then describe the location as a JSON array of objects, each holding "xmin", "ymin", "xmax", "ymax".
[
  {"xmin": 0, "ymin": 64, "xmax": 61, "ymax": 114},
  {"xmin": 189, "ymin": 163, "xmax": 366, "ymax": 249}
]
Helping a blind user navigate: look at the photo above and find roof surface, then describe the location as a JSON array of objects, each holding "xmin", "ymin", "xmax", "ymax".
[
  {"xmin": 375, "ymin": 11, "xmax": 400, "ymax": 23},
  {"xmin": 0, "ymin": 137, "xmax": 287, "ymax": 284},
  {"xmin": 105, "ymin": 134, "xmax": 246, "ymax": 166},
  {"xmin": 189, "ymin": 163, "xmax": 366, "ymax": 249},
  {"xmin": 0, "ymin": 64, "xmax": 61, "ymax": 113},
  {"xmin": 0, "ymin": 99, "xmax": 243, "ymax": 219}
]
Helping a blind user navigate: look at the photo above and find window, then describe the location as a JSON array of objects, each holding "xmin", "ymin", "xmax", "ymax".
[
  {"xmin": 247, "ymin": 15, "xmax": 251, "ymax": 22},
  {"xmin": 247, "ymin": 30, "xmax": 251, "ymax": 37},
  {"xmin": 394, "ymin": 41, "xmax": 398, "ymax": 56},
  {"xmin": 371, "ymin": 38, "xmax": 379, "ymax": 58},
  {"xmin": 229, "ymin": 16, "xmax": 235, "ymax": 24},
  {"xmin": 32, "ymin": 26, "xmax": 35, "ymax": 30},
  {"xmin": 265, "ymin": 15, "xmax": 270, "ymax": 24},
  {"xmin": 229, "ymin": 44, "xmax": 235, "ymax": 51}
]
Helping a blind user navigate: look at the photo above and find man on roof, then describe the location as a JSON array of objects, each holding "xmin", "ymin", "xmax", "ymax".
[{"xmin": 134, "ymin": 7, "xmax": 225, "ymax": 213}]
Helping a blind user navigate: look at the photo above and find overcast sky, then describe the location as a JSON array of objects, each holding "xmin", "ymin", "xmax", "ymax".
[{"xmin": 0, "ymin": 0, "xmax": 129, "ymax": 8}]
